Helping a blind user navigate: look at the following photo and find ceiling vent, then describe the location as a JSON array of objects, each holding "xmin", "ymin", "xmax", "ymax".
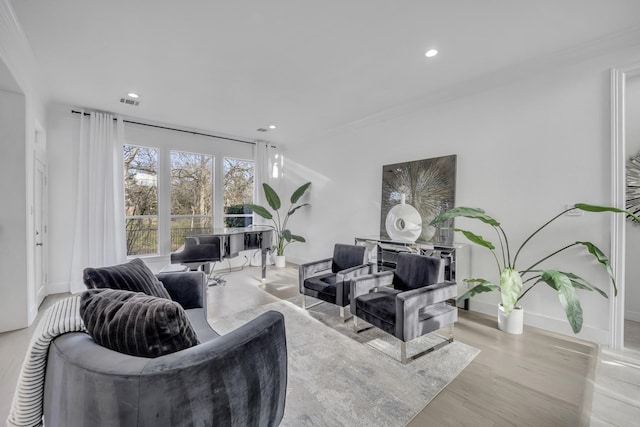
[
  {"xmin": 256, "ymin": 128, "xmax": 268, "ymax": 132},
  {"xmin": 120, "ymin": 97, "xmax": 140, "ymax": 106}
]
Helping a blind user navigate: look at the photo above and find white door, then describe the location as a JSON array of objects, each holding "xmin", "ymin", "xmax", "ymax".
[{"xmin": 34, "ymin": 156, "xmax": 48, "ymax": 307}]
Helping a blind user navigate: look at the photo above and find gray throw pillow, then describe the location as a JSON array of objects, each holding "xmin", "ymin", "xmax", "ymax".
[
  {"xmin": 80, "ymin": 288, "xmax": 200, "ymax": 358},
  {"xmin": 83, "ymin": 258, "xmax": 171, "ymax": 299}
]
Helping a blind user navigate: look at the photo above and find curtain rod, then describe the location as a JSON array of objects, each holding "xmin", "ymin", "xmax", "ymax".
[{"xmin": 71, "ymin": 110, "xmax": 255, "ymax": 145}]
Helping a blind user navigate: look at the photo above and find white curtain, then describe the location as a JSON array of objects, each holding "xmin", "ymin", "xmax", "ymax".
[
  {"xmin": 254, "ymin": 140, "xmax": 283, "ymax": 208},
  {"xmin": 252, "ymin": 141, "xmax": 283, "ymax": 265},
  {"xmin": 69, "ymin": 112, "xmax": 126, "ymax": 293}
]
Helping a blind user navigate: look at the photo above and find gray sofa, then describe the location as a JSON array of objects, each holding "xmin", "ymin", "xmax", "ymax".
[{"xmin": 43, "ymin": 271, "xmax": 287, "ymax": 427}]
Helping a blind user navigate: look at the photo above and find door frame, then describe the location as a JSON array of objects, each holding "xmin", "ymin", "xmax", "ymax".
[
  {"xmin": 610, "ymin": 62, "xmax": 640, "ymax": 350},
  {"xmin": 33, "ymin": 125, "xmax": 48, "ymax": 310}
]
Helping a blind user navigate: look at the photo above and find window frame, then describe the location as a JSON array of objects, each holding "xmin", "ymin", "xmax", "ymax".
[
  {"xmin": 223, "ymin": 156, "xmax": 255, "ymax": 228},
  {"xmin": 122, "ymin": 122, "xmax": 254, "ymax": 260}
]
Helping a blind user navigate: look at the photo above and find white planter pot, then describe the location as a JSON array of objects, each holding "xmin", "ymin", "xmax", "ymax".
[
  {"xmin": 498, "ymin": 304, "xmax": 524, "ymax": 334},
  {"xmin": 275, "ymin": 255, "xmax": 286, "ymax": 268}
]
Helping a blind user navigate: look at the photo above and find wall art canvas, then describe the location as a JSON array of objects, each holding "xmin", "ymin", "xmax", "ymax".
[{"xmin": 380, "ymin": 154, "xmax": 456, "ymax": 243}]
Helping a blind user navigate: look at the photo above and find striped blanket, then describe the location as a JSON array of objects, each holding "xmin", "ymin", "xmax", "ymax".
[{"xmin": 6, "ymin": 296, "xmax": 86, "ymax": 427}]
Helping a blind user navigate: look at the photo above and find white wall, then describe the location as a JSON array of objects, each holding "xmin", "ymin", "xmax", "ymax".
[
  {"xmin": 284, "ymin": 50, "xmax": 640, "ymax": 344},
  {"xmin": 0, "ymin": 89, "xmax": 28, "ymax": 331},
  {"xmin": 0, "ymin": 0, "xmax": 47, "ymax": 332},
  {"xmin": 625, "ymin": 75, "xmax": 640, "ymax": 321},
  {"xmin": 46, "ymin": 104, "xmax": 261, "ymax": 291}
]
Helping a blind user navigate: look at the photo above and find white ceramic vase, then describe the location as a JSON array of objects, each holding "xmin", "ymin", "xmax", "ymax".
[
  {"xmin": 498, "ymin": 304, "xmax": 524, "ymax": 334},
  {"xmin": 275, "ymin": 255, "xmax": 286, "ymax": 268},
  {"xmin": 385, "ymin": 193, "xmax": 422, "ymax": 242}
]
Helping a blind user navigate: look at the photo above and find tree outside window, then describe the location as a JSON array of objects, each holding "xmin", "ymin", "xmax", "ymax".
[
  {"xmin": 170, "ymin": 151, "xmax": 214, "ymax": 250},
  {"xmin": 124, "ymin": 145, "xmax": 158, "ymax": 255},
  {"xmin": 224, "ymin": 158, "xmax": 254, "ymax": 227}
]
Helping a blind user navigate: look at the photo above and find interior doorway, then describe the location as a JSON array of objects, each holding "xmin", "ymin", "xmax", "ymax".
[{"xmin": 33, "ymin": 131, "xmax": 48, "ymax": 309}]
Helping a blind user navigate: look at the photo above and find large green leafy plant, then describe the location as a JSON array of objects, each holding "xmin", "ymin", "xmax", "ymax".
[
  {"xmin": 430, "ymin": 204, "xmax": 640, "ymax": 333},
  {"xmin": 248, "ymin": 182, "xmax": 311, "ymax": 256}
]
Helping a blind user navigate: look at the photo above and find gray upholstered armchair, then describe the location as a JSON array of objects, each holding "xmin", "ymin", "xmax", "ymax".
[
  {"xmin": 298, "ymin": 243, "xmax": 371, "ymax": 320},
  {"xmin": 350, "ymin": 253, "xmax": 457, "ymax": 363},
  {"xmin": 43, "ymin": 270, "xmax": 287, "ymax": 427}
]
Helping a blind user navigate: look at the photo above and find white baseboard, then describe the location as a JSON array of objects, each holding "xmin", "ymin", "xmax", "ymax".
[
  {"xmin": 625, "ymin": 310, "xmax": 640, "ymax": 322},
  {"xmin": 47, "ymin": 281, "xmax": 70, "ymax": 295},
  {"xmin": 28, "ymin": 303, "xmax": 38, "ymax": 326},
  {"xmin": 468, "ymin": 300, "xmax": 609, "ymax": 345}
]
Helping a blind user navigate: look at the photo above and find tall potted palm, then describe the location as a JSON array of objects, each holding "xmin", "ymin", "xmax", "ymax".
[
  {"xmin": 249, "ymin": 182, "xmax": 311, "ymax": 267},
  {"xmin": 430, "ymin": 203, "xmax": 640, "ymax": 334}
]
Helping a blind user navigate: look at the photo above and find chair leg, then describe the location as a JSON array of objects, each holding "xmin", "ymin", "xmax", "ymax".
[
  {"xmin": 301, "ymin": 294, "xmax": 322, "ymax": 311},
  {"xmin": 400, "ymin": 323, "xmax": 455, "ymax": 364},
  {"xmin": 353, "ymin": 315, "xmax": 374, "ymax": 333},
  {"xmin": 205, "ymin": 262, "xmax": 226, "ymax": 286},
  {"xmin": 339, "ymin": 306, "xmax": 352, "ymax": 322}
]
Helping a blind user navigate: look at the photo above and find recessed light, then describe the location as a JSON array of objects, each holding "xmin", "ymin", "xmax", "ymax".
[
  {"xmin": 127, "ymin": 92, "xmax": 140, "ymax": 98},
  {"xmin": 425, "ymin": 49, "xmax": 438, "ymax": 58},
  {"xmin": 268, "ymin": 124, "xmax": 277, "ymax": 130}
]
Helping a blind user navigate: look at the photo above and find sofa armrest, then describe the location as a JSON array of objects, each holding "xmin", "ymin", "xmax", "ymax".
[
  {"xmin": 157, "ymin": 271, "xmax": 206, "ymax": 310},
  {"xmin": 298, "ymin": 257, "xmax": 333, "ymax": 292},
  {"xmin": 396, "ymin": 281, "xmax": 457, "ymax": 340},
  {"xmin": 397, "ymin": 280, "xmax": 457, "ymax": 307},
  {"xmin": 140, "ymin": 310, "xmax": 287, "ymax": 427},
  {"xmin": 44, "ymin": 311, "xmax": 287, "ymax": 427},
  {"xmin": 349, "ymin": 271, "xmax": 394, "ymax": 314},
  {"xmin": 335, "ymin": 263, "xmax": 375, "ymax": 306}
]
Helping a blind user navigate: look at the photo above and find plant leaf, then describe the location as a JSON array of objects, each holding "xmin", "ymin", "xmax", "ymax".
[
  {"xmin": 451, "ymin": 228, "xmax": 495, "ymax": 250},
  {"xmin": 500, "ymin": 268, "xmax": 523, "ymax": 315},
  {"xmin": 561, "ymin": 271, "xmax": 608, "ymax": 299},
  {"xmin": 430, "ymin": 207, "xmax": 500, "ymax": 226},
  {"xmin": 247, "ymin": 204, "xmax": 272, "ymax": 220},
  {"xmin": 575, "ymin": 241, "xmax": 617, "ymax": 296},
  {"xmin": 288, "ymin": 203, "xmax": 310, "ymax": 216},
  {"xmin": 539, "ymin": 270, "xmax": 583, "ymax": 333},
  {"xmin": 575, "ymin": 203, "xmax": 640, "ymax": 223},
  {"xmin": 281, "ymin": 229, "xmax": 292, "ymax": 242},
  {"xmin": 457, "ymin": 279, "xmax": 500, "ymax": 303},
  {"xmin": 290, "ymin": 182, "xmax": 311, "ymax": 204},
  {"xmin": 263, "ymin": 183, "xmax": 281, "ymax": 210},
  {"xmin": 289, "ymin": 234, "xmax": 306, "ymax": 243}
]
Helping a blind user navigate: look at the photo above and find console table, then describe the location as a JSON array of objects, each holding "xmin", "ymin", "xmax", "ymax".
[
  {"xmin": 172, "ymin": 226, "xmax": 273, "ymax": 280},
  {"xmin": 354, "ymin": 236, "xmax": 471, "ymax": 309}
]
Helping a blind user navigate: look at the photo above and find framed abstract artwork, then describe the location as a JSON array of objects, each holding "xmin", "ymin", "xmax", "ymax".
[{"xmin": 380, "ymin": 154, "xmax": 457, "ymax": 243}]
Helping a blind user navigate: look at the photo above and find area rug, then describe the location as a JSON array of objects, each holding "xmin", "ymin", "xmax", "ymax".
[{"xmin": 210, "ymin": 298, "xmax": 479, "ymax": 427}]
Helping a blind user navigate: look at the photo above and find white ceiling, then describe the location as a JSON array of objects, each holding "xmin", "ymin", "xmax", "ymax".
[{"xmin": 10, "ymin": 0, "xmax": 640, "ymax": 145}]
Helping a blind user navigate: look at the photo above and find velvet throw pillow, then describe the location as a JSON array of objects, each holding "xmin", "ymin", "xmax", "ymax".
[
  {"xmin": 83, "ymin": 258, "xmax": 171, "ymax": 300},
  {"xmin": 80, "ymin": 289, "xmax": 200, "ymax": 358}
]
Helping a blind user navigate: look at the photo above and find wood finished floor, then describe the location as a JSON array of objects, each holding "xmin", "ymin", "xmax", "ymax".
[{"xmin": 1, "ymin": 263, "xmax": 639, "ymax": 426}]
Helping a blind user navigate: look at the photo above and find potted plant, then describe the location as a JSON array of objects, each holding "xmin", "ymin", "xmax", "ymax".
[
  {"xmin": 249, "ymin": 182, "xmax": 311, "ymax": 267},
  {"xmin": 430, "ymin": 203, "xmax": 640, "ymax": 334}
]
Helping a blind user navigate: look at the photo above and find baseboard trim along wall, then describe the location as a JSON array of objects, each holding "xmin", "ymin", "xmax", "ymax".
[
  {"xmin": 625, "ymin": 310, "xmax": 640, "ymax": 323},
  {"xmin": 470, "ymin": 300, "xmax": 609, "ymax": 345}
]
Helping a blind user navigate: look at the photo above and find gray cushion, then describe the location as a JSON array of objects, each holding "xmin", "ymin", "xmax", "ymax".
[
  {"xmin": 83, "ymin": 258, "xmax": 171, "ymax": 299},
  {"xmin": 331, "ymin": 243, "xmax": 366, "ymax": 273},
  {"xmin": 80, "ymin": 288, "xmax": 199, "ymax": 358},
  {"xmin": 304, "ymin": 273, "xmax": 337, "ymax": 296},
  {"xmin": 394, "ymin": 253, "xmax": 444, "ymax": 291}
]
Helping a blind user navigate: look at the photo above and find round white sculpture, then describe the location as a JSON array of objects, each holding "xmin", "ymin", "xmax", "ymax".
[{"xmin": 385, "ymin": 194, "xmax": 422, "ymax": 243}]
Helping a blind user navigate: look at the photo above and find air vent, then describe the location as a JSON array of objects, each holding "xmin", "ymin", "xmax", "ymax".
[
  {"xmin": 120, "ymin": 97, "xmax": 140, "ymax": 106},
  {"xmin": 256, "ymin": 128, "xmax": 268, "ymax": 132}
]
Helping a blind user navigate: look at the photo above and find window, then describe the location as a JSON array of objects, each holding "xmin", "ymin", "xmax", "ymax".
[
  {"xmin": 170, "ymin": 151, "xmax": 214, "ymax": 250},
  {"xmin": 223, "ymin": 158, "xmax": 254, "ymax": 227},
  {"xmin": 124, "ymin": 145, "xmax": 158, "ymax": 255},
  {"xmin": 121, "ymin": 127, "xmax": 255, "ymax": 258}
]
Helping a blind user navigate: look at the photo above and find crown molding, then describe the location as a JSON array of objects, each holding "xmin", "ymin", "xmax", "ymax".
[
  {"xmin": 309, "ymin": 24, "xmax": 640, "ymax": 142},
  {"xmin": 0, "ymin": 0, "xmax": 47, "ymax": 99}
]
